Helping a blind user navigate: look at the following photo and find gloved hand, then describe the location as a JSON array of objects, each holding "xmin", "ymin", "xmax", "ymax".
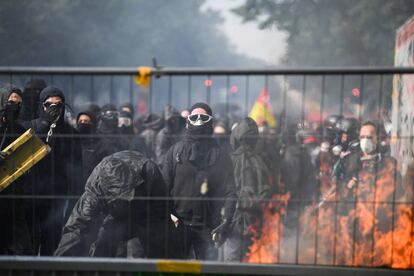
[{"xmin": 211, "ymin": 219, "xmax": 231, "ymax": 248}]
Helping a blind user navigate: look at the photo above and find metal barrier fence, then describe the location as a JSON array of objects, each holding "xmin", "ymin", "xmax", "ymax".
[{"xmin": 0, "ymin": 66, "xmax": 413, "ymax": 275}]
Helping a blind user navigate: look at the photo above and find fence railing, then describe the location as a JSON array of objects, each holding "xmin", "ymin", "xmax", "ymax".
[{"xmin": 0, "ymin": 66, "xmax": 414, "ymax": 275}]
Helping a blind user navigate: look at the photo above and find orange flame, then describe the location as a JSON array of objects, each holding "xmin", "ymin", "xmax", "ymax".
[
  {"xmin": 244, "ymin": 155, "xmax": 414, "ymax": 269},
  {"xmin": 245, "ymin": 193, "xmax": 290, "ymax": 263}
]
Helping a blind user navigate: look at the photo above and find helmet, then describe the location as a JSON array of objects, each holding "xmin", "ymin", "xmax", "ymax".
[
  {"xmin": 323, "ymin": 115, "xmax": 342, "ymax": 130},
  {"xmin": 296, "ymin": 129, "xmax": 318, "ymax": 145}
]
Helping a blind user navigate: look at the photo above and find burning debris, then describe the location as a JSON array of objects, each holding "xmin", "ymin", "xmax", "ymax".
[{"xmin": 245, "ymin": 148, "xmax": 414, "ymax": 269}]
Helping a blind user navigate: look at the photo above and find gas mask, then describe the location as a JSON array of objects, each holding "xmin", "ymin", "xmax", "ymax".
[
  {"xmin": 360, "ymin": 138, "xmax": 376, "ymax": 154},
  {"xmin": 44, "ymin": 102, "xmax": 63, "ymax": 123},
  {"xmin": 118, "ymin": 116, "xmax": 132, "ymax": 128}
]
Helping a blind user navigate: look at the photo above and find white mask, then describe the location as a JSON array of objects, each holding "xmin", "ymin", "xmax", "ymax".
[{"xmin": 360, "ymin": 138, "xmax": 375, "ymax": 154}]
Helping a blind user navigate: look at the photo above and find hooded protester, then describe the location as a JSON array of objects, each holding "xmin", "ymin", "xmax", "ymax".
[
  {"xmin": 97, "ymin": 104, "xmax": 129, "ymax": 154},
  {"xmin": 25, "ymin": 86, "xmax": 83, "ymax": 255},
  {"xmin": 212, "ymin": 117, "xmax": 232, "ymax": 155},
  {"xmin": 161, "ymin": 102, "xmax": 236, "ymax": 260},
  {"xmin": 19, "ymin": 79, "xmax": 47, "ymax": 121},
  {"xmin": 98, "ymin": 104, "xmax": 118, "ymax": 135},
  {"xmin": 85, "ymin": 103, "xmax": 101, "ymax": 122},
  {"xmin": 224, "ymin": 117, "xmax": 272, "ymax": 261},
  {"xmin": 118, "ymin": 110, "xmax": 134, "ymax": 136},
  {"xmin": 76, "ymin": 110, "xmax": 105, "ymax": 184},
  {"xmin": 154, "ymin": 105, "xmax": 185, "ymax": 165},
  {"xmin": 54, "ymin": 151, "xmax": 173, "ymax": 258},
  {"xmin": 0, "ymin": 83, "xmax": 33, "ymax": 255},
  {"xmin": 0, "ymin": 84, "xmax": 25, "ymax": 149},
  {"xmin": 137, "ymin": 113, "xmax": 164, "ymax": 159},
  {"xmin": 280, "ymin": 122, "xmax": 318, "ymax": 229},
  {"xmin": 255, "ymin": 123, "xmax": 280, "ymax": 192},
  {"xmin": 119, "ymin": 102, "xmax": 134, "ymax": 118}
]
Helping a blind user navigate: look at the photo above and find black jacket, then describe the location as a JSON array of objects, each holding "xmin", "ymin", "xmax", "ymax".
[
  {"xmin": 54, "ymin": 151, "xmax": 171, "ymax": 258},
  {"xmin": 0, "ymin": 84, "xmax": 33, "ymax": 255},
  {"xmin": 161, "ymin": 138, "xmax": 236, "ymax": 228},
  {"xmin": 230, "ymin": 118, "xmax": 272, "ymax": 230},
  {"xmin": 155, "ymin": 105, "xmax": 185, "ymax": 165},
  {"xmin": 281, "ymin": 144, "xmax": 318, "ymax": 204},
  {"xmin": 139, "ymin": 113, "xmax": 164, "ymax": 159}
]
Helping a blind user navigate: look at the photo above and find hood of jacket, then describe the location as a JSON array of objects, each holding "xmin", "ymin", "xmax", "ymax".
[
  {"xmin": 20, "ymin": 79, "xmax": 46, "ymax": 121},
  {"xmin": 230, "ymin": 117, "xmax": 259, "ymax": 152}
]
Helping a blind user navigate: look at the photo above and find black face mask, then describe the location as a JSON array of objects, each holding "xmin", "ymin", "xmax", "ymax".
[
  {"xmin": 186, "ymin": 122, "xmax": 213, "ymax": 138},
  {"xmin": 4, "ymin": 101, "xmax": 21, "ymax": 123},
  {"xmin": 44, "ymin": 102, "xmax": 63, "ymax": 123},
  {"xmin": 77, "ymin": 123, "xmax": 94, "ymax": 135}
]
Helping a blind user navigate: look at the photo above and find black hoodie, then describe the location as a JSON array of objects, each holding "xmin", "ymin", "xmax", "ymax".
[
  {"xmin": 155, "ymin": 105, "xmax": 185, "ymax": 164},
  {"xmin": 0, "ymin": 83, "xmax": 32, "ymax": 255},
  {"xmin": 24, "ymin": 86, "xmax": 83, "ymax": 255},
  {"xmin": 19, "ymin": 79, "xmax": 46, "ymax": 121},
  {"xmin": 161, "ymin": 103, "xmax": 236, "ymax": 228},
  {"xmin": 54, "ymin": 151, "xmax": 172, "ymax": 258},
  {"xmin": 230, "ymin": 118, "xmax": 272, "ymax": 229}
]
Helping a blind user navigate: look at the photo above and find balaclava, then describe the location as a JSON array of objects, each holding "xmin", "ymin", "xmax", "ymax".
[{"xmin": 186, "ymin": 102, "xmax": 213, "ymax": 139}]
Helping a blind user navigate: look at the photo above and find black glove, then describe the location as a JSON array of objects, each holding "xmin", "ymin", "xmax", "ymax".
[{"xmin": 211, "ymin": 219, "xmax": 231, "ymax": 248}]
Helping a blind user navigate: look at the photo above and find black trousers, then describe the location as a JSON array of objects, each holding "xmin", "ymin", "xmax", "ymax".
[{"xmin": 174, "ymin": 224, "xmax": 216, "ymax": 260}]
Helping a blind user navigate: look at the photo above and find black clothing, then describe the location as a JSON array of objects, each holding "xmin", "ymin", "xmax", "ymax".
[
  {"xmin": 281, "ymin": 144, "xmax": 318, "ymax": 216},
  {"xmin": 161, "ymin": 119, "xmax": 236, "ymax": 259},
  {"xmin": 54, "ymin": 151, "xmax": 172, "ymax": 258},
  {"xmin": 190, "ymin": 102, "xmax": 212, "ymax": 116},
  {"xmin": 155, "ymin": 105, "xmax": 185, "ymax": 165},
  {"xmin": 163, "ymin": 139, "xmax": 236, "ymax": 226},
  {"xmin": 23, "ymin": 86, "xmax": 83, "ymax": 255},
  {"xmin": 96, "ymin": 106, "xmax": 130, "ymax": 156},
  {"xmin": 224, "ymin": 118, "xmax": 272, "ymax": 261},
  {"xmin": 79, "ymin": 136, "xmax": 106, "ymax": 184},
  {"xmin": 19, "ymin": 79, "xmax": 46, "ymax": 121},
  {"xmin": 0, "ymin": 84, "xmax": 32, "ymax": 255},
  {"xmin": 139, "ymin": 113, "xmax": 164, "ymax": 159}
]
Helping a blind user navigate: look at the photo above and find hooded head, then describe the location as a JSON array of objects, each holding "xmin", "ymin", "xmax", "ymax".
[
  {"xmin": 85, "ymin": 103, "xmax": 101, "ymax": 121},
  {"xmin": 186, "ymin": 102, "xmax": 214, "ymax": 138},
  {"xmin": 119, "ymin": 103, "xmax": 134, "ymax": 118},
  {"xmin": 20, "ymin": 79, "xmax": 47, "ymax": 120},
  {"xmin": 98, "ymin": 104, "xmax": 119, "ymax": 134},
  {"xmin": 141, "ymin": 113, "xmax": 164, "ymax": 131},
  {"xmin": 163, "ymin": 104, "xmax": 184, "ymax": 134},
  {"xmin": 230, "ymin": 117, "xmax": 259, "ymax": 151},
  {"xmin": 77, "ymin": 110, "xmax": 97, "ymax": 135},
  {"xmin": 0, "ymin": 83, "xmax": 23, "ymax": 125},
  {"xmin": 39, "ymin": 86, "xmax": 66, "ymax": 125},
  {"xmin": 118, "ymin": 110, "xmax": 134, "ymax": 135}
]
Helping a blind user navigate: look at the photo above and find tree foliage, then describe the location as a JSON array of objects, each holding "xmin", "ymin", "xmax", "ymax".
[
  {"xmin": 233, "ymin": 0, "xmax": 414, "ymax": 66},
  {"xmin": 0, "ymin": 0, "xmax": 256, "ymax": 67}
]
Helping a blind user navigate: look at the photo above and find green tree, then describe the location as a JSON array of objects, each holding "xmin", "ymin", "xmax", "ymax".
[
  {"xmin": 233, "ymin": 0, "xmax": 414, "ymax": 66},
  {"xmin": 0, "ymin": 0, "xmax": 256, "ymax": 67}
]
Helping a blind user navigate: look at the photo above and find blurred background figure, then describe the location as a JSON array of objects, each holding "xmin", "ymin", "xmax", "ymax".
[
  {"xmin": 19, "ymin": 79, "xmax": 47, "ymax": 121},
  {"xmin": 155, "ymin": 104, "xmax": 185, "ymax": 165}
]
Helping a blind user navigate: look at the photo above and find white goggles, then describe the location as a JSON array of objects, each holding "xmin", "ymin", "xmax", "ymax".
[{"xmin": 187, "ymin": 113, "xmax": 212, "ymax": 126}]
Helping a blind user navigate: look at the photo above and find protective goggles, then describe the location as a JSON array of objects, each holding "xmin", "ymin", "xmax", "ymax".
[
  {"xmin": 187, "ymin": 113, "xmax": 212, "ymax": 126},
  {"xmin": 101, "ymin": 110, "xmax": 119, "ymax": 121}
]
